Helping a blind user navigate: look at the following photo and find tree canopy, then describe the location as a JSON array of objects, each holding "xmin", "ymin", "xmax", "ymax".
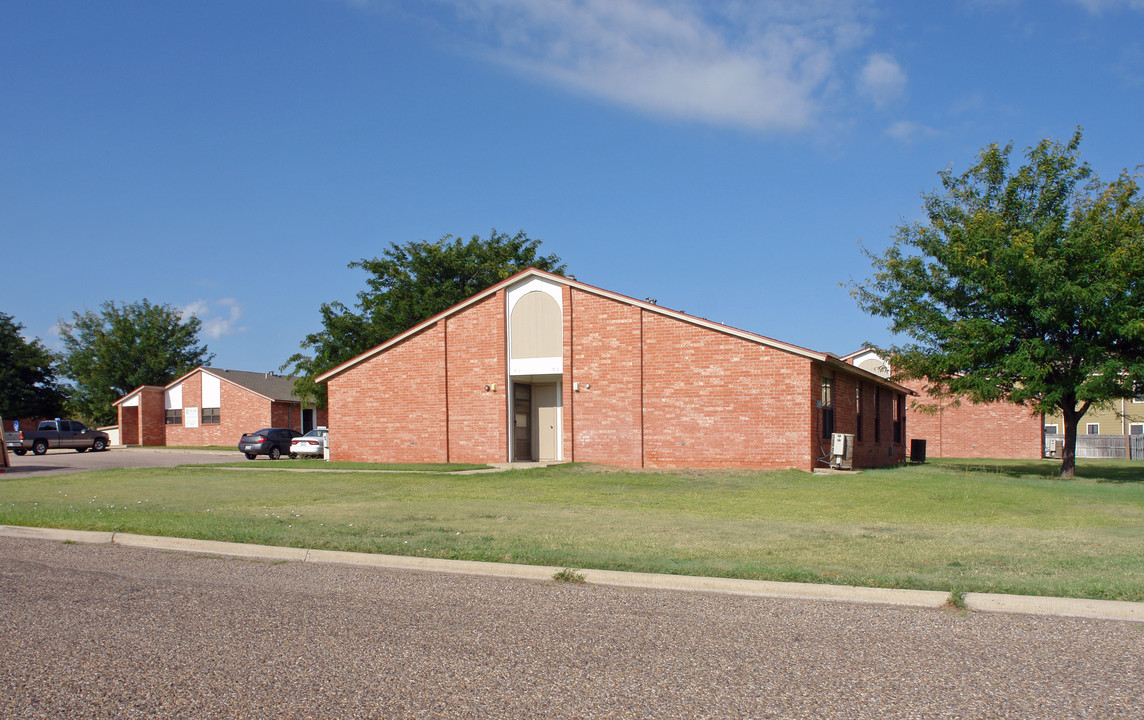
[
  {"xmin": 0, "ymin": 312, "xmax": 67, "ymax": 421},
  {"xmin": 57, "ymin": 299, "xmax": 214, "ymax": 425},
  {"xmin": 285, "ymin": 229, "xmax": 566, "ymax": 406},
  {"xmin": 853, "ymin": 130, "xmax": 1144, "ymax": 477}
]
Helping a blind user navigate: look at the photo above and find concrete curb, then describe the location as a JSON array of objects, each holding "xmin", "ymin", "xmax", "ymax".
[
  {"xmin": 3, "ymin": 525, "xmax": 1141, "ymax": 623},
  {"xmin": 963, "ymin": 592, "xmax": 1144, "ymax": 623}
]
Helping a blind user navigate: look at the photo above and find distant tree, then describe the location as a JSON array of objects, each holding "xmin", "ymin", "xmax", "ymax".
[
  {"xmin": 853, "ymin": 130, "xmax": 1144, "ymax": 478},
  {"xmin": 0, "ymin": 312, "xmax": 67, "ymax": 421},
  {"xmin": 285, "ymin": 229, "xmax": 566, "ymax": 406},
  {"xmin": 57, "ymin": 299, "xmax": 214, "ymax": 425}
]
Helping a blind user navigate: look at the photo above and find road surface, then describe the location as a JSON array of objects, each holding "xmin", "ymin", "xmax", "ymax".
[{"xmin": 1, "ymin": 536, "xmax": 1140, "ymax": 719}]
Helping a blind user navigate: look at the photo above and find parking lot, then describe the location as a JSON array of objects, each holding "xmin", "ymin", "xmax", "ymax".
[{"xmin": 1, "ymin": 447, "xmax": 240, "ymax": 478}]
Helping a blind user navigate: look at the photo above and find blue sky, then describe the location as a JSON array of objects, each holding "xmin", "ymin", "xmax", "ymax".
[{"xmin": 4, "ymin": 0, "xmax": 1143, "ymax": 375}]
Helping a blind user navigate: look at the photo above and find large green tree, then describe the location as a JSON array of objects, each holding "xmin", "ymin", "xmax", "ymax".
[
  {"xmin": 0, "ymin": 312, "xmax": 67, "ymax": 421},
  {"xmin": 57, "ymin": 299, "xmax": 214, "ymax": 425},
  {"xmin": 286, "ymin": 229, "xmax": 566, "ymax": 405},
  {"xmin": 853, "ymin": 130, "xmax": 1144, "ymax": 478}
]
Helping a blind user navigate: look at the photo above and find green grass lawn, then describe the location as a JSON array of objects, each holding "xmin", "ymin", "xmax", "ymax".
[
  {"xmin": 204, "ymin": 459, "xmax": 492, "ymax": 472},
  {"xmin": 2, "ymin": 458, "xmax": 1141, "ymax": 601}
]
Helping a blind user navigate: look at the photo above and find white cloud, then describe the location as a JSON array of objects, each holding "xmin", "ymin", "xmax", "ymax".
[
  {"xmin": 433, "ymin": 0, "xmax": 878, "ymax": 132},
  {"xmin": 858, "ymin": 52, "xmax": 906, "ymax": 107},
  {"xmin": 1067, "ymin": 0, "xmax": 1144, "ymax": 13},
  {"xmin": 180, "ymin": 298, "xmax": 246, "ymax": 339},
  {"xmin": 885, "ymin": 120, "xmax": 940, "ymax": 144}
]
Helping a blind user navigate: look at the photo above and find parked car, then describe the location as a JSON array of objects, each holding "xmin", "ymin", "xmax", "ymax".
[
  {"xmin": 289, "ymin": 427, "xmax": 329, "ymax": 459},
  {"xmin": 238, "ymin": 428, "xmax": 301, "ymax": 460},
  {"xmin": 5, "ymin": 419, "xmax": 110, "ymax": 456}
]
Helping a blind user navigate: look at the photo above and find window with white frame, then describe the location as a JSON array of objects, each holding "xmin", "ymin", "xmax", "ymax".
[
  {"xmin": 1044, "ymin": 424, "xmax": 1059, "ymax": 434},
  {"xmin": 1131, "ymin": 424, "xmax": 1144, "ymax": 435},
  {"xmin": 1086, "ymin": 423, "xmax": 1100, "ymax": 435}
]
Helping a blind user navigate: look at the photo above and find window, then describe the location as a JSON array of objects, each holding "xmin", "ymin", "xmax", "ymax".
[
  {"xmin": 1044, "ymin": 424, "xmax": 1059, "ymax": 435},
  {"xmin": 874, "ymin": 388, "xmax": 882, "ymax": 442},
  {"xmin": 893, "ymin": 394, "xmax": 904, "ymax": 444},
  {"xmin": 1131, "ymin": 424, "xmax": 1144, "ymax": 435},
  {"xmin": 855, "ymin": 385, "xmax": 864, "ymax": 441},
  {"xmin": 820, "ymin": 376, "xmax": 834, "ymax": 439},
  {"xmin": 165, "ymin": 409, "xmax": 182, "ymax": 425},
  {"xmin": 201, "ymin": 407, "xmax": 220, "ymax": 425},
  {"xmin": 1134, "ymin": 382, "xmax": 1144, "ymax": 403},
  {"xmin": 1086, "ymin": 423, "xmax": 1100, "ymax": 435}
]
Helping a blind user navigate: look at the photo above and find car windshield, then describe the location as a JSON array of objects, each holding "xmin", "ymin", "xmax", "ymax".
[
  {"xmin": 252, "ymin": 429, "xmax": 272, "ymax": 435},
  {"xmin": 303, "ymin": 429, "xmax": 325, "ymax": 437}
]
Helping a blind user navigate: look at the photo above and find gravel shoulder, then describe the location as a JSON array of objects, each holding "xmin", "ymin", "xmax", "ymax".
[{"xmin": 1, "ymin": 536, "xmax": 1141, "ymax": 719}]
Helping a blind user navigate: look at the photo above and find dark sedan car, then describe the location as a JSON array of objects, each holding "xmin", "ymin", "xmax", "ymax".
[{"xmin": 238, "ymin": 428, "xmax": 301, "ymax": 460}]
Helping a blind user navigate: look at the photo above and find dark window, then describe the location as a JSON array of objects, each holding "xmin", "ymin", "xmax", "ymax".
[
  {"xmin": 855, "ymin": 385, "xmax": 864, "ymax": 441},
  {"xmin": 165, "ymin": 409, "xmax": 182, "ymax": 425},
  {"xmin": 820, "ymin": 376, "xmax": 835, "ymax": 439},
  {"xmin": 874, "ymin": 388, "xmax": 882, "ymax": 442},
  {"xmin": 58, "ymin": 421, "xmax": 72, "ymax": 432},
  {"xmin": 893, "ymin": 394, "xmax": 904, "ymax": 444},
  {"xmin": 201, "ymin": 408, "xmax": 220, "ymax": 424}
]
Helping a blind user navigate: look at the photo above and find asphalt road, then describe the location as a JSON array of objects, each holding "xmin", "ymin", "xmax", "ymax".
[
  {"xmin": 1, "ymin": 537, "xmax": 1140, "ymax": 719},
  {"xmin": 1, "ymin": 447, "xmax": 246, "ymax": 477}
]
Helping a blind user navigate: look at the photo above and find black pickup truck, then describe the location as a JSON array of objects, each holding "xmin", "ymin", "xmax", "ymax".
[{"xmin": 4, "ymin": 419, "xmax": 110, "ymax": 456}]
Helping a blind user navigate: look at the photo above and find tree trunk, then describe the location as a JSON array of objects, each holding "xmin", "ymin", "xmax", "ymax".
[
  {"xmin": 1059, "ymin": 400, "xmax": 1090, "ymax": 479},
  {"xmin": 1061, "ymin": 410, "xmax": 1078, "ymax": 479}
]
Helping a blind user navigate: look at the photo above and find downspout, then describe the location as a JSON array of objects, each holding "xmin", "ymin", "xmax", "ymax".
[
  {"xmin": 640, "ymin": 308, "xmax": 646, "ymax": 468},
  {"xmin": 444, "ymin": 320, "xmax": 450, "ymax": 464},
  {"xmin": 568, "ymin": 286, "xmax": 574, "ymax": 463}
]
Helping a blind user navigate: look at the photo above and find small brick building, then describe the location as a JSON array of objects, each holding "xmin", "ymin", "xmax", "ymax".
[
  {"xmin": 843, "ymin": 349, "xmax": 1044, "ymax": 460},
  {"xmin": 115, "ymin": 367, "xmax": 326, "ymax": 447},
  {"xmin": 317, "ymin": 269, "xmax": 910, "ymax": 471}
]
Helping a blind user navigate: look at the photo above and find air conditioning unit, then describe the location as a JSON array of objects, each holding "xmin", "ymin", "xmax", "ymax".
[{"xmin": 830, "ymin": 432, "xmax": 855, "ymax": 470}]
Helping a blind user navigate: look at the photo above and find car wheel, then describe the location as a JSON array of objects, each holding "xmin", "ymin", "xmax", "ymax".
[
  {"xmin": 32, "ymin": 440, "xmax": 48, "ymax": 456},
  {"xmin": 93, "ymin": 438, "xmax": 107, "ymax": 452},
  {"xmin": 244, "ymin": 453, "xmax": 257, "ymax": 460},
  {"xmin": 76, "ymin": 447, "xmax": 87, "ymax": 453},
  {"xmin": 13, "ymin": 449, "xmax": 26, "ymax": 456},
  {"xmin": 268, "ymin": 446, "xmax": 281, "ymax": 460}
]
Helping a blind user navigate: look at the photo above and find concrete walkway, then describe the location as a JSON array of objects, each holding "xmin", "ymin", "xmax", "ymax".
[{"xmin": 2, "ymin": 524, "xmax": 1140, "ymax": 624}]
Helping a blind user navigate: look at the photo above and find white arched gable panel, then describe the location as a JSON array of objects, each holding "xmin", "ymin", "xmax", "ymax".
[{"xmin": 507, "ymin": 277, "xmax": 563, "ymax": 376}]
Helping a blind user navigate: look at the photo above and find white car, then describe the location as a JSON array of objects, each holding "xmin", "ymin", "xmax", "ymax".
[{"xmin": 289, "ymin": 427, "xmax": 329, "ymax": 459}]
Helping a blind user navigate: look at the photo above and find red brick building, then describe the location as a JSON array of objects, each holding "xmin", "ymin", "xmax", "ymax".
[
  {"xmin": 115, "ymin": 367, "xmax": 326, "ymax": 447},
  {"xmin": 842, "ymin": 349, "xmax": 1043, "ymax": 460},
  {"xmin": 318, "ymin": 269, "xmax": 910, "ymax": 471}
]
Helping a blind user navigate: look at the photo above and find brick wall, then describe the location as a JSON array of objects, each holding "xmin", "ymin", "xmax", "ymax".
[
  {"xmin": 140, "ymin": 388, "xmax": 167, "ymax": 446},
  {"xmin": 327, "ymin": 282, "xmax": 908, "ymax": 471},
  {"xmin": 328, "ymin": 323, "xmax": 448, "ymax": 463},
  {"xmin": 444, "ymin": 293, "xmax": 508, "ymax": 463},
  {"xmin": 641, "ymin": 311, "xmax": 814, "ymax": 469},
  {"xmin": 118, "ymin": 407, "xmax": 139, "ymax": 445},
  {"xmin": 160, "ymin": 370, "xmax": 308, "ymax": 447},
  {"xmin": 905, "ymin": 380, "xmax": 1042, "ymax": 459},
  {"xmin": 566, "ymin": 290, "xmax": 644, "ymax": 465}
]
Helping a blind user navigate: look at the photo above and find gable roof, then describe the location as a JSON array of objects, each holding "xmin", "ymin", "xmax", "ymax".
[
  {"xmin": 315, "ymin": 268, "xmax": 909, "ymax": 393},
  {"xmin": 200, "ymin": 368, "xmax": 301, "ymax": 402},
  {"xmin": 115, "ymin": 367, "xmax": 303, "ymax": 406}
]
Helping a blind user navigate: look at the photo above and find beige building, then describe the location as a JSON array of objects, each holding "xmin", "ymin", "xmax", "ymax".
[{"xmin": 1044, "ymin": 396, "xmax": 1144, "ymax": 437}]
